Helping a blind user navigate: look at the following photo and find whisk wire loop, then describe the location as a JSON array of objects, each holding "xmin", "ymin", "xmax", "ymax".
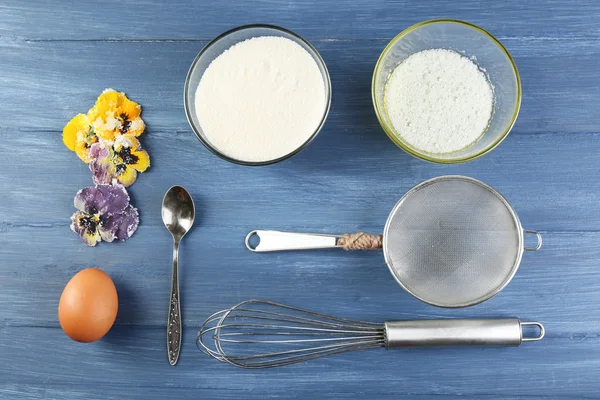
[{"xmin": 197, "ymin": 299, "xmax": 385, "ymax": 368}]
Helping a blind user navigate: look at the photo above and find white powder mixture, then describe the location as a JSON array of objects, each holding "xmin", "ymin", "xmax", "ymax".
[
  {"xmin": 195, "ymin": 36, "xmax": 327, "ymax": 162},
  {"xmin": 385, "ymin": 49, "xmax": 494, "ymax": 154}
]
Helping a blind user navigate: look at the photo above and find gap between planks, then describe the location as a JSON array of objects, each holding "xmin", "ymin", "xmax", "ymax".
[{"xmin": 2, "ymin": 36, "xmax": 600, "ymax": 44}]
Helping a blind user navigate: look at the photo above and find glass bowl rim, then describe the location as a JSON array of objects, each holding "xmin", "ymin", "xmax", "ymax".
[
  {"xmin": 371, "ymin": 19, "xmax": 522, "ymax": 164},
  {"xmin": 183, "ymin": 23, "xmax": 332, "ymax": 166}
]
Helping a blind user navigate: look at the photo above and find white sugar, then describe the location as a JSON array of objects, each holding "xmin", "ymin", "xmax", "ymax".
[
  {"xmin": 194, "ymin": 36, "xmax": 326, "ymax": 162},
  {"xmin": 384, "ymin": 49, "xmax": 493, "ymax": 154}
]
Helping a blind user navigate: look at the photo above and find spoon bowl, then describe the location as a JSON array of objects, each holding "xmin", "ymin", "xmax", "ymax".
[{"xmin": 162, "ymin": 186, "xmax": 195, "ymax": 240}]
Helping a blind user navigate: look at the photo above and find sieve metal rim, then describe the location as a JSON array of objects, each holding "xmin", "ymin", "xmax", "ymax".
[{"xmin": 382, "ymin": 175, "xmax": 525, "ymax": 308}]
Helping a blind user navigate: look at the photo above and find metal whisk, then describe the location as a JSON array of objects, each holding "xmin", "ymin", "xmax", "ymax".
[{"xmin": 197, "ymin": 300, "xmax": 545, "ymax": 368}]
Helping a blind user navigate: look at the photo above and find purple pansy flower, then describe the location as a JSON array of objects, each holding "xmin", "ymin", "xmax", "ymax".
[{"xmin": 70, "ymin": 184, "xmax": 139, "ymax": 246}]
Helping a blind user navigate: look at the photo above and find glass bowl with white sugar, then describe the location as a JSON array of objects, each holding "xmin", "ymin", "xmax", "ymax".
[
  {"xmin": 372, "ymin": 19, "xmax": 521, "ymax": 163},
  {"xmin": 184, "ymin": 25, "xmax": 331, "ymax": 166}
]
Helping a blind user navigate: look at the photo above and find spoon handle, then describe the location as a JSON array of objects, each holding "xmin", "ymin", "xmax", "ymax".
[{"xmin": 167, "ymin": 240, "xmax": 182, "ymax": 365}]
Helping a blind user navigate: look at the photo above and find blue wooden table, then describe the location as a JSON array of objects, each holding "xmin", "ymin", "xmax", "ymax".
[{"xmin": 2, "ymin": 1, "xmax": 599, "ymax": 398}]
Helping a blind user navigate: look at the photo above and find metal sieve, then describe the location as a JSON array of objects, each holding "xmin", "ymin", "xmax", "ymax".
[{"xmin": 246, "ymin": 175, "xmax": 542, "ymax": 308}]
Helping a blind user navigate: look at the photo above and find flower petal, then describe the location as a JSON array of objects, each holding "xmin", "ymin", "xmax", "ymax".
[
  {"xmin": 127, "ymin": 118, "xmax": 145, "ymax": 136},
  {"xmin": 89, "ymin": 140, "xmax": 110, "ymax": 160},
  {"xmin": 100, "ymin": 204, "xmax": 139, "ymax": 242},
  {"xmin": 116, "ymin": 205, "xmax": 139, "ymax": 240},
  {"xmin": 114, "ymin": 135, "xmax": 150, "ymax": 173},
  {"xmin": 63, "ymin": 114, "xmax": 97, "ymax": 162},
  {"xmin": 91, "ymin": 117, "xmax": 120, "ymax": 142},
  {"xmin": 73, "ymin": 185, "xmax": 129, "ymax": 215},
  {"xmin": 131, "ymin": 149, "xmax": 150, "ymax": 172},
  {"xmin": 73, "ymin": 187, "xmax": 97, "ymax": 212},
  {"xmin": 114, "ymin": 134, "xmax": 135, "ymax": 151},
  {"xmin": 88, "ymin": 90, "xmax": 125, "ymax": 143},
  {"xmin": 96, "ymin": 89, "xmax": 124, "ymax": 109},
  {"xmin": 95, "ymin": 184, "xmax": 130, "ymax": 215},
  {"xmin": 90, "ymin": 156, "xmax": 116, "ymax": 186},
  {"xmin": 80, "ymin": 229, "xmax": 101, "ymax": 246},
  {"xmin": 120, "ymin": 98, "xmax": 141, "ymax": 120},
  {"xmin": 74, "ymin": 140, "xmax": 94, "ymax": 163},
  {"xmin": 89, "ymin": 142, "xmax": 116, "ymax": 185},
  {"xmin": 70, "ymin": 211, "xmax": 100, "ymax": 246},
  {"xmin": 63, "ymin": 114, "xmax": 88, "ymax": 151},
  {"xmin": 70, "ymin": 211, "xmax": 85, "ymax": 232},
  {"xmin": 116, "ymin": 165, "xmax": 137, "ymax": 187},
  {"xmin": 98, "ymin": 216, "xmax": 117, "ymax": 243}
]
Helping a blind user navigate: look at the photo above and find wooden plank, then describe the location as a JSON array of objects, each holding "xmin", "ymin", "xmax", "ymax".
[
  {"xmin": 0, "ymin": 0, "xmax": 599, "ymax": 41},
  {"xmin": 1, "ymin": 227, "xmax": 598, "ymax": 331},
  {"xmin": 0, "ymin": 39, "xmax": 599, "ymax": 133},
  {"xmin": 0, "ymin": 326, "xmax": 597, "ymax": 397},
  {"xmin": 1, "ymin": 128, "xmax": 599, "ymax": 230},
  {"xmin": 10, "ymin": 384, "xmax": 550, "ymax": 400},
  {"xmin": 0, "ymin": 384, "xmax": 572, "ymax": 400},
  {"xmin": 0, "ymin": 385, "xmax": 574, "ymax": 400}
]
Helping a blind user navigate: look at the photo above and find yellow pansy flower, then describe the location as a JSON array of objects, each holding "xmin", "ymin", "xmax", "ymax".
[
  {"xmin": 87, "ymin": 89, "xmax": 145, "ymax": 142},
  {"xmin": 89, "ymin": 135, "xmax": 150, "ymax": 187}
]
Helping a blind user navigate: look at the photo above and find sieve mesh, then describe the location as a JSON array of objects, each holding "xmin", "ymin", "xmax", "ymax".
[{"xmin": 383, "ymin": 176, "xmax": 523, "ymax": 307}]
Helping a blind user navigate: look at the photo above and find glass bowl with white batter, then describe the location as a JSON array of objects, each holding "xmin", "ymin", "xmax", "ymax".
[
  {"xmin": 184, "ymin": 24, "xmax": 331, "ymax": 166},
  {"xmin": 372, "ymin": 19, "xmax": 521, "ymax": 163}
]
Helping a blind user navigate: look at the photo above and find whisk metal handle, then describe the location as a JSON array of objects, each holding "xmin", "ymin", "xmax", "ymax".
[{"xmin": 384, "ymin": 319, "xmax": 545, "ymax": 348}]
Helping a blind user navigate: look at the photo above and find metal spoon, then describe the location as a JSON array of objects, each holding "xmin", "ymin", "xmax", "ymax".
[{"xmin": 162, "ymin": 186, "xmax": 195, "ymax": 366}]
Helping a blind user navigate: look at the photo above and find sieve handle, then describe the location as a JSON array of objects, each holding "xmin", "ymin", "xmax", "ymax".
[
  {"xmin": 384, "ymin": 319, "xmax": 544, "ymax": 348},
  {"xmin": 523, "ymin": 229, "xmax": 543, "ymax": 251},
  {"xmin": 246, "ymin": 230, "xmax": 341, "ymax": 252}
]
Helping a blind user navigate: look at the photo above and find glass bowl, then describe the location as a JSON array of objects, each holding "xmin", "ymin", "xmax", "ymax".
[
  {"xmin": 184, "ymin": 24, "xmax": 332, "ymax": 166},
  {"xmin": 372, "ymin": 19, "xmax": 521, "ymax": 163}
]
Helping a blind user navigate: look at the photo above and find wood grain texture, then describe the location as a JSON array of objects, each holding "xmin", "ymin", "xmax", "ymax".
[
  {"xmin": 1, "ymin": 0, "xmax": 599, "ymax": 41},
  {"xmin": 1, "ymin": 0, "xmax": 599, "ymax": 398},
  {"xmin": 1, "ymin": 39, "xmax": 600, "ymax": 133}
]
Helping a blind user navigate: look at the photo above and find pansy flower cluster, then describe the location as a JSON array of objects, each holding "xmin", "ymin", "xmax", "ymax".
[
  {"xmin": 63, "ymin": 89, "xmax": 149, "ymax": 246},
  {"xmin": 70, "ymin": 185, "xmax": 139, "ymax": 246}
]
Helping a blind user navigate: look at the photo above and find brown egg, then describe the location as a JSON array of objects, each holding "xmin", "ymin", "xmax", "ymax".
[{"xmin": 58, "ymin": 268, "xmax": 118, "ymax": 342}]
